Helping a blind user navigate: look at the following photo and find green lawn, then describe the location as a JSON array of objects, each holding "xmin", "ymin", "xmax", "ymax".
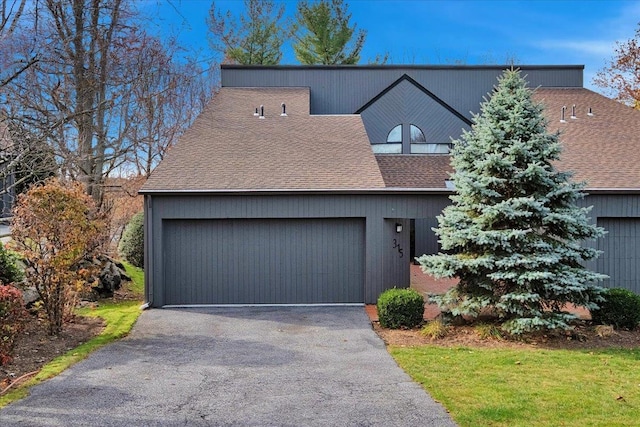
[
  {"xmin": 391, "ymin": 345, "xmax": 640, "ymax": 427},
  {"xmin": 0, "ymin": 262, "xmax": 145, "ymax": 407}
]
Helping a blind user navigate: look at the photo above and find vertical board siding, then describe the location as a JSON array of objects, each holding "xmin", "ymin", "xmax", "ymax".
[
  {"xmin": 597, "ymin": 218, "xmax": 640, "ymax": 293},
  {"xmin": 221, "ymin": 67, "xmax": 583, "ymax": 116},
  {"xmin": 415, "ymin": 217, "xmax": 440, "ymax": 257},
  {"xmin": 163, "ymin": 218, "xmax": 365, "ymax": 305},
  {"xmin": 383, "ymin": 218, "xmax": 411, "ymax": 290},
  {"xmin": 149, "ymin": 193, "xmax": 453, "ymax": 306}
]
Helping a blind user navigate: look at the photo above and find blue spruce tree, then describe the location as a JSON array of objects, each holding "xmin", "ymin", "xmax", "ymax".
[{"xmin": 418, "ymin": 69, "xmax": 606, "ymax": 335}]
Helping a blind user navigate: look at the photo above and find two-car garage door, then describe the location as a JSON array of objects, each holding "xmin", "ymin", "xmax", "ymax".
[{"xmin": 162, "ymin": 218, "xmax": 365, "ymax": 305}]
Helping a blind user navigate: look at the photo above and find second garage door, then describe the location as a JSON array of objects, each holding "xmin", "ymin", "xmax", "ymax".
[{"xmin": 163, "ymin": 218, "xmax": 365, "ymax": 305}]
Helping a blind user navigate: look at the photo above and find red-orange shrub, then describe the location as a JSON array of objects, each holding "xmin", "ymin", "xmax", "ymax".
[
  {"xmin": 0, "ymin": 284, "xmax": 27, "ymax": 366},
  {"xmin": 12, "ymin": 178, "xmax": 106, "ymax": 335}
]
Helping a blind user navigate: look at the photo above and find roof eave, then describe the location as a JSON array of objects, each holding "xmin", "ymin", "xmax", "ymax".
[{"xmin": 139, "ymin": 187, "xmax": 453, "ymax": 196}]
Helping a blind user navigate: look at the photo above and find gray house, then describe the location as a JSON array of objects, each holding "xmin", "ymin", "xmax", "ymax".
[{"xmin": 140, "ymin": 65, "xmax": 640, "ymax": 307}]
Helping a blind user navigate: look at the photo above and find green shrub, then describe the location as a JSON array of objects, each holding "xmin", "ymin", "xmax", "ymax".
[
  {"xmin": 0, "ymin": 243, "xmax": 23, "ymax": 285},
  {"xmin": 590, "ymin": 288, "xmax": 640, "ymax": 330},
  {"xmin": 377, "ymin": 288, "xmax": 424, "ymax": 329},
  {"xmin": 118, "ymin": 212, "xmax": 144, "ymax": 268},
  {"xmin": 0, "ymin": 284, "xmax": 27, "ymax": 365}
]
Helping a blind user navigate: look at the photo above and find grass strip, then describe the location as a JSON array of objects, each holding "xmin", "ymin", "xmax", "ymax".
[
  {"xmin": 0, "ymin": 263, "xmax": 145, "ymax": 408},
  {"xmin": 391, "ymin": 345, "xmax": 640, "ymax": 427}
]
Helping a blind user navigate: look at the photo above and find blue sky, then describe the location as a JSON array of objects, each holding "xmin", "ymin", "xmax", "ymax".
[{"xmin": 144, "ymin": 0, "xmax": 640, "ymax": 92}]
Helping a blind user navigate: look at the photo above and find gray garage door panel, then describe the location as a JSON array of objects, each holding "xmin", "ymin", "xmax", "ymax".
[
  {"xmin": 163, "ymin": 218, "xmax": 365, "ymax": 305},
  {"xmin": 597, "ymin": 218, "xmax": 640, "ymax": 293}
]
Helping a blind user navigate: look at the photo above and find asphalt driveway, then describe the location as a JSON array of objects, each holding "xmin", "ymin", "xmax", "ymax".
[{"xmin": 0, "ymin": 307, "xmax": 456, "ymax": 426}]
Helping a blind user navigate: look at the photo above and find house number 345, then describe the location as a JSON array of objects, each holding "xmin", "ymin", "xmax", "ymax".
[{"xmin": 392, "ymin": 239, "xmax": 404, "ymax": 258}]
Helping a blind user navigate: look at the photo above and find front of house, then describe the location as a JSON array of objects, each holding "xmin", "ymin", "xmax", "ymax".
[{"xmin": 140, "ymin": 65, "xmax": 640, "ymax": 307}]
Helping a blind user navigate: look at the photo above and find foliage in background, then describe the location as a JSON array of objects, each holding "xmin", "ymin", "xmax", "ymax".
[
  {"xmin": 208, "ymin": 0, "xmax": 286, "ymax": 65},
  {"xmin": 0, "ymin": 242, "xmax": 23, "ymax": 285},
  {"xmin": 377, "ymin": 288, "xmax": 424, "ymax": 329},
  {"xmin": 594, "ymin": 22, "xmax": 640, "ymax": 109},
  {"xmin": 12, "ymin": 179, "xmax": 106, "ymax": 335},
  {"xmin": 590, "ymin": 288, "xmax": 640, "ymax": 330},
  {"xmin": 0, "ymin": 284, "xmax": 26, "ymax": 365},
  {"xmin": 1, "ymin": 0, "xmax": 214, "ymax": 206},
  {"xmin": 118, "ymin": 212, "xmax": 144, "ymax": 269},
  {"xmin": 418, "ymin": 69, "xmax": 606, "ymax": 335},
  {"xmin": 292, "ymin": 0, "xmax": 365, "ymax": 65}
]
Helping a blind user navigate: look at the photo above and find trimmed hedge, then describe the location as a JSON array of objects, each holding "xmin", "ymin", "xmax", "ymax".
[
  {"xmin": 590, "ymin": 288, "xmax": 640, "ymax": 330},
  {"xmin": 118, "ymin": 212, "xmax": 144, "ymax": 268},
  {"xmin": 377, "ymin": 288, "xmax": 424, "ymax": 329}
]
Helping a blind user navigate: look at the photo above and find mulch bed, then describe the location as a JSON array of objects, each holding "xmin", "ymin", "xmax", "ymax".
[
  {"xmin": 373, "ymin": 321, "xmax": 640, "ymax": 350},
  {"xmin": 1, "ymin": 314, "xmax": 105, "ymax": 394}
]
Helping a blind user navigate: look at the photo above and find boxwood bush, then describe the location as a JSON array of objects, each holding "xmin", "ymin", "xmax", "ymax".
[
  {"xmin": 0, "ymin": 243, "xmax": 23, "ymax": 285},
  {"xmin": 590, "ymin": 288, "xmax": 640, "ymax": 330},
  {"xmin": 118, "ymin": 212, "xmax": 144, "ymax": 268},
  {"xmin": 377, "ymin": 288, "xmax": 424, "ymax": 329}
]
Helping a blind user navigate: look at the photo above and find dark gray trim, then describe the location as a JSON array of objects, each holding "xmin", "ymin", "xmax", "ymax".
[
  {"xmin": 222, "ymin": 64, "xmax": 585, "ymax": 71},
  {"xmin": 139, "ymin": 188, "xmax": 454, "ymax": 195},
  {"xmin": 355, "ymin": 74, "xmax": 473, "ymax": 126}
]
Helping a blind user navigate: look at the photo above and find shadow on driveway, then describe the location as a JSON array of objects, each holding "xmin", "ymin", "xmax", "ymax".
[{"xmin": 0, "ymin": 307, "xmax": 456, "ymax": 426}]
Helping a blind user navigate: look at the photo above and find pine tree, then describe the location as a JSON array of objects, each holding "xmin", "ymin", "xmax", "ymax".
[
  {"xmin": 417, "ymin": 69, "xmax": 607, "ymax": 335},
  {"xmin": 292, "ymin": 0, "xmax": 365, "ymax": 65},
  {"xmin": 207, "ymin": 0, "xmax": 286, "ymax": 65}
]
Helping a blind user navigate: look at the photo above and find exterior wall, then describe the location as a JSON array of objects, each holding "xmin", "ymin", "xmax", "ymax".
[
  {"xmin": 360, "ymin": 79, "xmax": 471, "ymax": 148},
  {"xmin": 144, "ymin": 192, "xmax": 640, "ymax": 306},
  {"xmin": 0, "ymin": 170, "xmax": 14, "ymax": 218},
  {"xmin": 221, "ymin": 66, "xmax": 583, "ymax": 118},
  {"xmin": 145, "ymin": 193, "xmax": 451, "ymax": 306},
  {"xmin": 580, "ymin": 194, "xmax": 640, "ymax": 293},
  {"xmin": 415, "ymin": 217, "xmax": 440, "ymax": 257}
]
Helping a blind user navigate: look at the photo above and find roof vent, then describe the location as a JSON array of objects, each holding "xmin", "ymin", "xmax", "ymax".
[
  {"xmin": 570, "ymin": 104, "xmax": 577, "ymax": 119},
  {"xmin": 560, "ymin": 106, "xmax": 566, "ymax": 123},
  {"xmin": 253, "ymin": 107, "xmax": 259, "ymax": 117},
  {"xmin": 259, "ymin": 105, "xmax": 265, "ymax": 119},
  {"xmin": 587, "ymin": 107, "xmax": 594, "ymax": 116},
  {"xmin": 280, "ymin": 103, "xmax": 287, "ymax": 117}
]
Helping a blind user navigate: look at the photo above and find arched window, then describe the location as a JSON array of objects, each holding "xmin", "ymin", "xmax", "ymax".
[
  {"xmin": 387, "ymin": 124, "xmax": 402, "ymax": 143},
  {"xmin": 410, "ymin": 125, "xmax": 426, "ymax": 143},
  {"xmin": 372, "ymin": 124, "xmax": 402, "ymax": 153}
]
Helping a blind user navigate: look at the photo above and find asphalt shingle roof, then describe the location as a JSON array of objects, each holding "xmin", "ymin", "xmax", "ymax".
[
  {"xmin": 375, "ymin": 155, "xmax": 452, "ymax": 188},
  {"xmin": 534, "ymin": 88, "xmax": 640, "ymax": 189},
  {"xmin": 142, "ymin": 87, "xmax": 385, "ymax": 192}
]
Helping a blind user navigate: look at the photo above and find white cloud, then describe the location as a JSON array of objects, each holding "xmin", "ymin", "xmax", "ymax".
[{"xmin": 535, "ymin": 40, "xmax": 615, "ymax": 57}]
